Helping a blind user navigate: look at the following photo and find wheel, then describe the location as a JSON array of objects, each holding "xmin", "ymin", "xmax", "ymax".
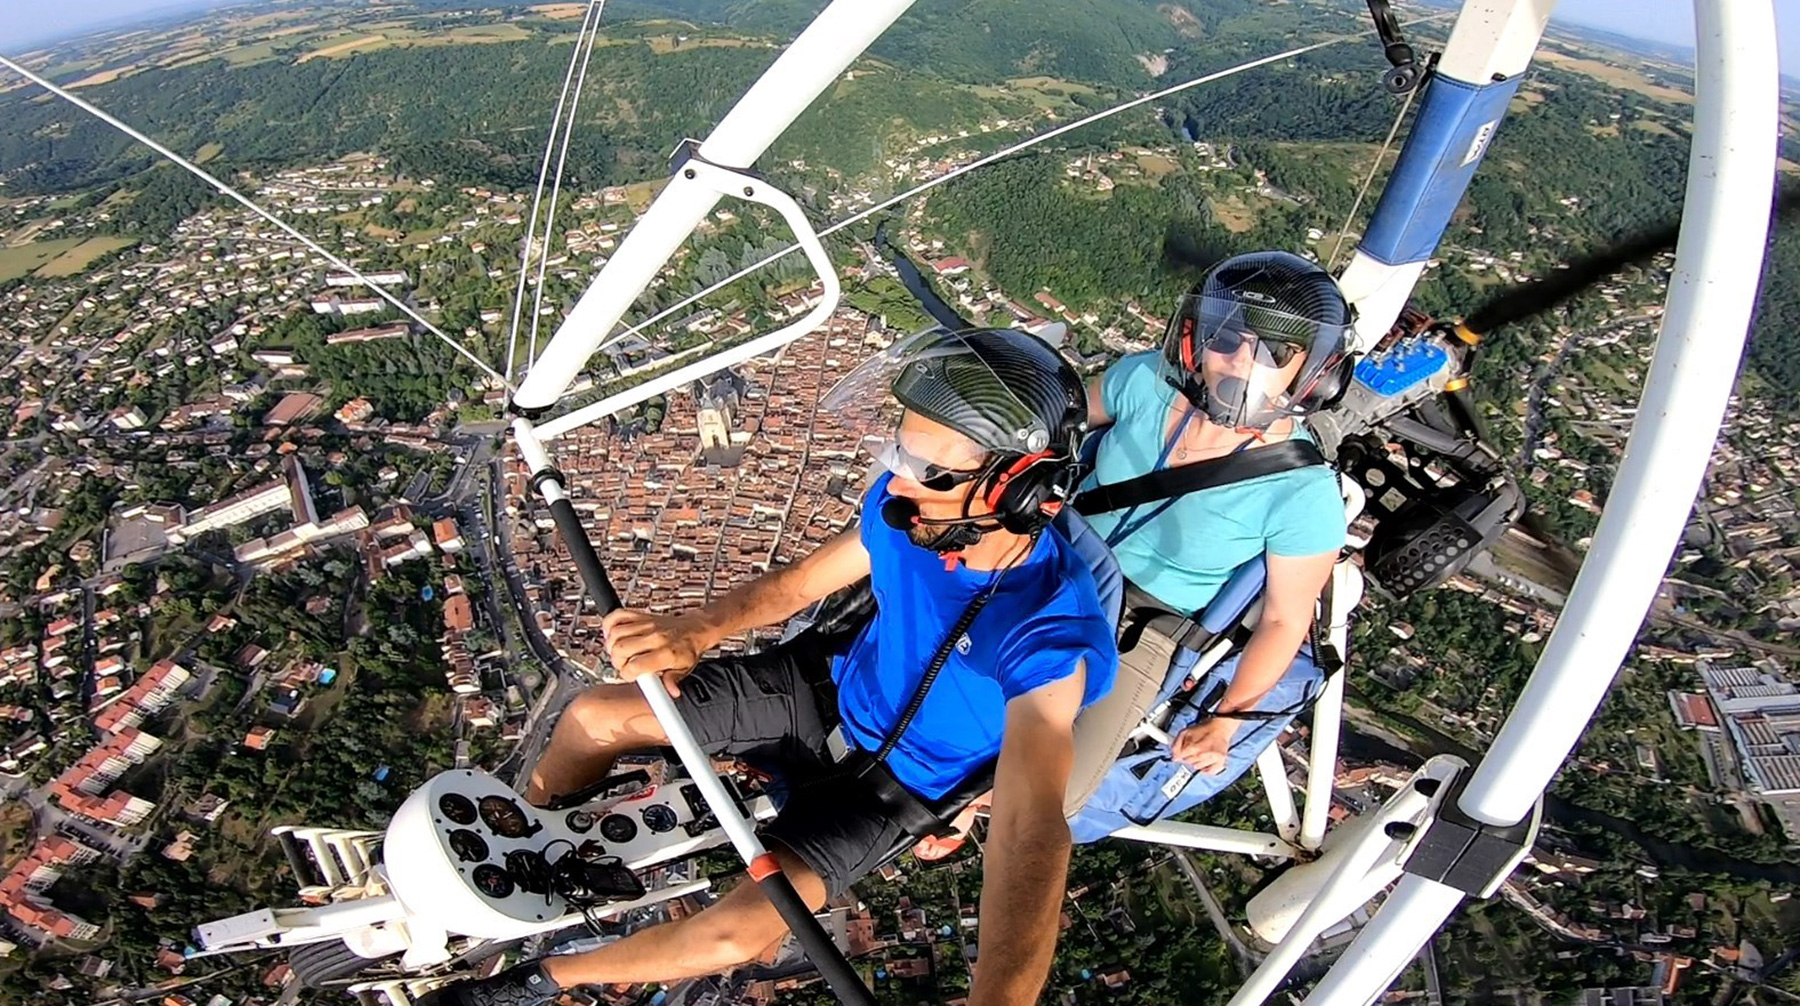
[{"xmin": 288, "ymin": 939, "xmax": 399, "ymax": 989}]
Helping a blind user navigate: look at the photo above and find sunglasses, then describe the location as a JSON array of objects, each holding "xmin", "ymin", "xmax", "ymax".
[
  {"xmin": 1203, "ymin": 328, "xmax": 1304, "ymax": 367},
  {"xmin": 871, "ymin": 438, "xmax": 987, "ymax": 492}
]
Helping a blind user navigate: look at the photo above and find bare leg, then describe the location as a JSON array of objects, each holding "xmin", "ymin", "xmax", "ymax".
[
  {"xmin": 539, "ymin": 847, "xmax": 828, "ymax": 986},
  {"xmin": 524, "ymin": 683, "xmax": 673, "ymax": 806}
]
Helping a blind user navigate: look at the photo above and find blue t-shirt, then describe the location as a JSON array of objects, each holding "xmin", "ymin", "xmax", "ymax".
[
  {"xmin": 833, "ymin": 473, "xmax": 1119, "ymax": 799},
  {"xmin": 1082, "ymin": 352, "xmax": 1346, "ymax": 614}
]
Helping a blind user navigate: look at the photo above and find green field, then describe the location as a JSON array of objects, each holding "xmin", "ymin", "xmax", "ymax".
[
  {"xmin": 0, "ymin": 238, "xmax": 86, "ymax": 281},
  {"xmin": 35, "ymin": 236, "xmax": 134, "ymax": 277}
]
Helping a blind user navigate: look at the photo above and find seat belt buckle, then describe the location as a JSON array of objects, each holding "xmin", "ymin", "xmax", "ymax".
[{"xmin": 825, "ymin": 724, "xmax": 850, "ymax": 763}]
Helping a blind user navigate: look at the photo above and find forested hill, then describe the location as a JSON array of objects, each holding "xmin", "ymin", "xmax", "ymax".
[
  {"xmin": 0, "ymin": 0, "xmax": 1352, "ymax": 199},
  {"xmin": 3, "ymin": 0, "xmax": 1796, "ymax": 411}
]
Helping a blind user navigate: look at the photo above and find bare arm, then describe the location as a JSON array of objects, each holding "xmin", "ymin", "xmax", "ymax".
[
  {"xmin": 970, "ymin": 663, "xmax": 1086, "ymax": 1006},
  {"xmin": 604, "ymin": 528, "xmax": 870, "ymax": 688},
  {"xmin": 1219, "ymin": 550, "xmax": 1336, "ymax": 715},
  {"xmin": 1085, "ymin": 375, "xmax": 1111, "ymax": 430},
  {"xmin": 1171, "ymin": 550, "xmax": 1335, "ymax": 771},
  {"xmin": 690, "ymin": 527, "xmax": 870, "ymax": 645}
]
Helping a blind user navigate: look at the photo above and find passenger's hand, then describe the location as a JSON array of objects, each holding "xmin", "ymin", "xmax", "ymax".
[
  {"xmin": 1171, "ymin": 717, "xmax": 1242, "ymax": 775},
  {"xmin": 601, "ymin": 609, "xmax": 713, "ymax": 697}
]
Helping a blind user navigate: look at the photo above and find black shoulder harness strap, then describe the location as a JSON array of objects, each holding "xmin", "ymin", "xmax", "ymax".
[{"xmin": 1073, "ymin": 439, "xmax": 1327, "ymax": 516}]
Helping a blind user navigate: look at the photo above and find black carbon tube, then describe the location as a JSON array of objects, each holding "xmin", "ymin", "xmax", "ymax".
[
  {"xmin": 538, "ymin": 489, "xmax": 874, "ymax": 1005},
  {"xmin": 758, "ymin": 872, "xmax": 876, "ymax": 1006}
]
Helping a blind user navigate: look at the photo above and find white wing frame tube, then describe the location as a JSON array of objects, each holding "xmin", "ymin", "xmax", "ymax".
[
  {"xmin": 1458, "ymin": 0, "xmax": 1779, "ymax": 827},
  {"xmin": 513, "ymin": 0, "xmax": 916, "ymax": 410},
  {"xmin": 535, "ymin": 159, "xmax": 842, "ymax": 441},
  {"xmin": 1296, "ymin": 2, "xmax": 1779, "ymax": 1003}
]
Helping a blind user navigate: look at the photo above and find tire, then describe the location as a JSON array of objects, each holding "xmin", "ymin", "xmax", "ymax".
[{"xmin": 288, "ymin": 939, "xmax": 397, "ymax": 989}]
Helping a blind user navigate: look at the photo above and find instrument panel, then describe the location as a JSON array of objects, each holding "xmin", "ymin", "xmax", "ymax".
[{"xmin": 386, "ymin": 767, "xmax": 756, "ymax": 938}]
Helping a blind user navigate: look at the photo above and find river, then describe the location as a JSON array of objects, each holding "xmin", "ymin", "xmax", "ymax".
[
  {"xmin": 874, "ymin": 222, "xmax": 971, "ymax": 331},
  {"xmin": 1337, "ymin": 702, "xmax": 1800, "ymax": 886}
]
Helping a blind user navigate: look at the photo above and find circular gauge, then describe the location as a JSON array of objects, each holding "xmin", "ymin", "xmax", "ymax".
[
  {"xmin": 641, "ymin": 804, "xmax": 678, "ymax": 834},
  {"xmin": 438, "ymin": 793, "xmax": 478, "ymax": 826},
  {"xmin": 472, "ymin": 864, "xmax": 513, "ymax": 900},
  {"xmin": 479, "ymin": 796, "xmax": 532, "ymax": 839},
  {"xmin": 503, "ymin": 850, "xmax": 550, "ymax": 895},
  {"xmin": 447, "ymin": 829, "xmax": 489, "ymax": 864},
  {"xmin": 566, "ymin": 809, "xmax": 596, "ymax": 834},
  {"xmin": 598, "ymin": 813, "xmax": 638, "ymax": 844}
]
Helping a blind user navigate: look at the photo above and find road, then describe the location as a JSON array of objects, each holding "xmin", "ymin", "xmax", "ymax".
[
  {"xmin": 1418, "ymin": 940, "xmax": 1445, "ymax": 1006},
  {"xmin": 1173, "ymin": 849, "xmax": 1259, "ymax": 978}
]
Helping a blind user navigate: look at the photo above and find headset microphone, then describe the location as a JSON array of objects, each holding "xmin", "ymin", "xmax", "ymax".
[{"xmin": 881, "ymin": 496, "xmax": 988, "ymax": 554}]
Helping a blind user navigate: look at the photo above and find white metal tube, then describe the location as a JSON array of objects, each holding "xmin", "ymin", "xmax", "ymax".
[
  {"xmin": 1257, "ymin": 743, "xmax": 1302, "ymax": 843},
  {"xmin": 535, "ymin": 160, "xmax": 843, "ymax": 440},
  {"xmin": 1300, "ymin": 672, "xmax": 1346, "ymax": 851},
  {"xmin": 510, "ymin": 418, "xmax": 567, "ymax": 504},
  {"xmin": 1109, "ymin": 822, "xmax": 1298, "ymax": 859},
  {"xmin": 637, "ymin": 680, "xmax": 769, "ymax": 861},
  {"xmin": 699, "ymin": 0, "xmax": 918, "ymax": 166},
  {"xmin": 511, "ymin": 419, "xmax": 773, "ymax": 873},
  {"xmin": 1461, "ymin": 0, "xmax": 1779, "ymax": 825},
  {"xmin": 1303, "ymin": 875, "xmax": 1464, "ymax": 1006},
  {"xmin": 1229, "ymin": 842, "xmax": 1405, "ymax": 1006},
  {"xmin": 514, "ymin": 0, "xmax": 917, "ymax": 409}
]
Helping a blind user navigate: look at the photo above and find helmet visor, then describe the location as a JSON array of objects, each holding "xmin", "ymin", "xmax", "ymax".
[
  {"xmin": 820, "ymin": 327, "xmax": 1055, "ymax": 470},
  {"xmin": 1156, "ymin": 293, "xmax": 1350, "ymax": 425}
]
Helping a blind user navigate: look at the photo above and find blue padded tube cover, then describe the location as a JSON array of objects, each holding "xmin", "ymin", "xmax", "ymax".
[
  {"xmin": 1197, "ymin": 557, "xmax": 1267, "ymax": 635},
  {"xmin": 1053, "ymin": 509, "xmax": 1124, "ymax": 630},
  {"xmin": 1358, "ymin": 72, "xmax": 1524, "ymax": 266}
]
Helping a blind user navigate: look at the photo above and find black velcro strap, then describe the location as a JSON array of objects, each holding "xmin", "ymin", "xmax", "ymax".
[{"xmin": 1073, "ymin": 440, "xmax": 1327, "ymax": 516}]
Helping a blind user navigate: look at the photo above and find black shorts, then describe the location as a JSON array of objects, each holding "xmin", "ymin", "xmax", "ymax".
[{"xmin": 673, "ymin": 635, "xmax": 910, "ymax": 898}]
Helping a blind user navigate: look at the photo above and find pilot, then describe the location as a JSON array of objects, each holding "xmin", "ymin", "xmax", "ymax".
[
  {"xmin": 425, "ymin": 328, "xmax": 1117, "ymax": 1006},
  {"xmin": 1066, "ymin": 251, "xmax": 1351, "ymax": 841}
]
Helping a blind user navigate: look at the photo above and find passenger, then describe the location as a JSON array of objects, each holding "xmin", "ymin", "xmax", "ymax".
[
  {"xmin": 1067, "ymin": 251, "xmax": 1351, "ymax": 842},
  {"xmin": 425, "ymin": 329, "xmax": 1117, "ymax": 1006}
]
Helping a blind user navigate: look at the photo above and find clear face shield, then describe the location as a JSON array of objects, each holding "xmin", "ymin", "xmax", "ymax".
[
  {"xmin": 1155, "ymin": 293, "xmax": 1351, "ymax": 429},
  {"xmin": 820, "ymin": 327, "xmax": 1054, "ymax": 491}
]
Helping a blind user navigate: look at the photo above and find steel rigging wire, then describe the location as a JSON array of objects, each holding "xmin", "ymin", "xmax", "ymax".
[
  {"xmin": 0, "ymin": 52, "xmax": 516, "ymax": 392},
  {"xmin": 552, "ymin": 11, "xmax": 1453, "ymax": 407},
  {"xmin": 507, "ymin": 0, "xmax": 610, "ymax": 386}
]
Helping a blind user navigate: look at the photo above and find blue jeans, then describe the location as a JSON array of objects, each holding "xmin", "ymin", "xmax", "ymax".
[{"xmin": 1067, "ymin": 645, "xmax": 1323, "ymax": 844}]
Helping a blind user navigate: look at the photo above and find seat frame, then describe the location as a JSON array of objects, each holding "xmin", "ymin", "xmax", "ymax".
[{"xmin": 1063, "ymin": 479, "xmax": 1368, "ymax": 862}]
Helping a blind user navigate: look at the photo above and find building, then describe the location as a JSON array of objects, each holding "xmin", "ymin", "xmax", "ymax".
[
  {"xmin": 1693, "ymin": 657, "xmax": 1800, "ymax": 836},
  {"xmin": 326, "ymin": 271, "xmax": 408, "ymax": 288},
  {"xmin": 93, "ymin": 659, "xmax": 191, "ymax": 734},
  {"xmin": 1582, "ymin": 988, "xmax": 1665, "ymax": 1006},
  {"xmin": 47, "ymin": 728, "xmax": 162, "ymax": 825},
  {"xmin": 444, "ymin": 594, "xmax": 474, "ymax": 634},
  {"xmin": 335, "ymin": 397, "xmax": 375, "ymax": 424},
  {"xmin": 324, "ymin": 323, "xmax": 409, "ymax": 346},
  {"xmin": 176, "ymin": 478, "xmax": 290, "ymax": 539},
  {"xmin": 433, "ymin": 517, "xmax": 465, "ymax": 553},
  {"xmin": 109, "ymin": 405, "xmax": 148, "ymax": 430},
  {"xmin": 0, "ymin": 836, "xmax": 104, "ymax": 942},
  {"xmin": 1667, "ymin": 691, "xmax": 1720, "ymax": 731},
  {"xmin": 264, "ymin": 392, "xmax": 324, "ymax": 427}
]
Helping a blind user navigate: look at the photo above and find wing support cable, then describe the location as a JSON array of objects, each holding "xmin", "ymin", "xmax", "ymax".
[
  {"xmin": 522, "ymin": 0, "xmax": 610, "ymax": 382},
  {"xmin": 1328, "ymin": 78, "xmax": 1423, "ymax": 272},
  {"xmin": 518, "ymin": 10, "xmax": 1454, "ymax": 421},
  {"xmin": 506, "ymin": 0, "xmax": 609, "ymax": 385},
  {"xmin": 0, "ymin": 54, "xmax": 514, "ymax": 392}
]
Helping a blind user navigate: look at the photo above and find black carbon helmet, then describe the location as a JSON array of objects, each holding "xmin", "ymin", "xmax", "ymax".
[
  {"xmin": 1160, "ymin": 251, "xmax": 1353, "ymax": 428},
  {"xmin": 890, "ymin": 328, "xmax": 1086, "ymax": 462}
]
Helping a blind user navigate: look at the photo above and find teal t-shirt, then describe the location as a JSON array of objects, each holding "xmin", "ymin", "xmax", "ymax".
[{"xmin": 1082, "ymin": 352, "xmax": 1346, "ymax": 614}]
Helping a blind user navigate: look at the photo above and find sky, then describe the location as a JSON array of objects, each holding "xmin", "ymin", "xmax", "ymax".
[{"xmin": 0, "ymin": 0, "xmax": 1797, "ymax": 72}]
